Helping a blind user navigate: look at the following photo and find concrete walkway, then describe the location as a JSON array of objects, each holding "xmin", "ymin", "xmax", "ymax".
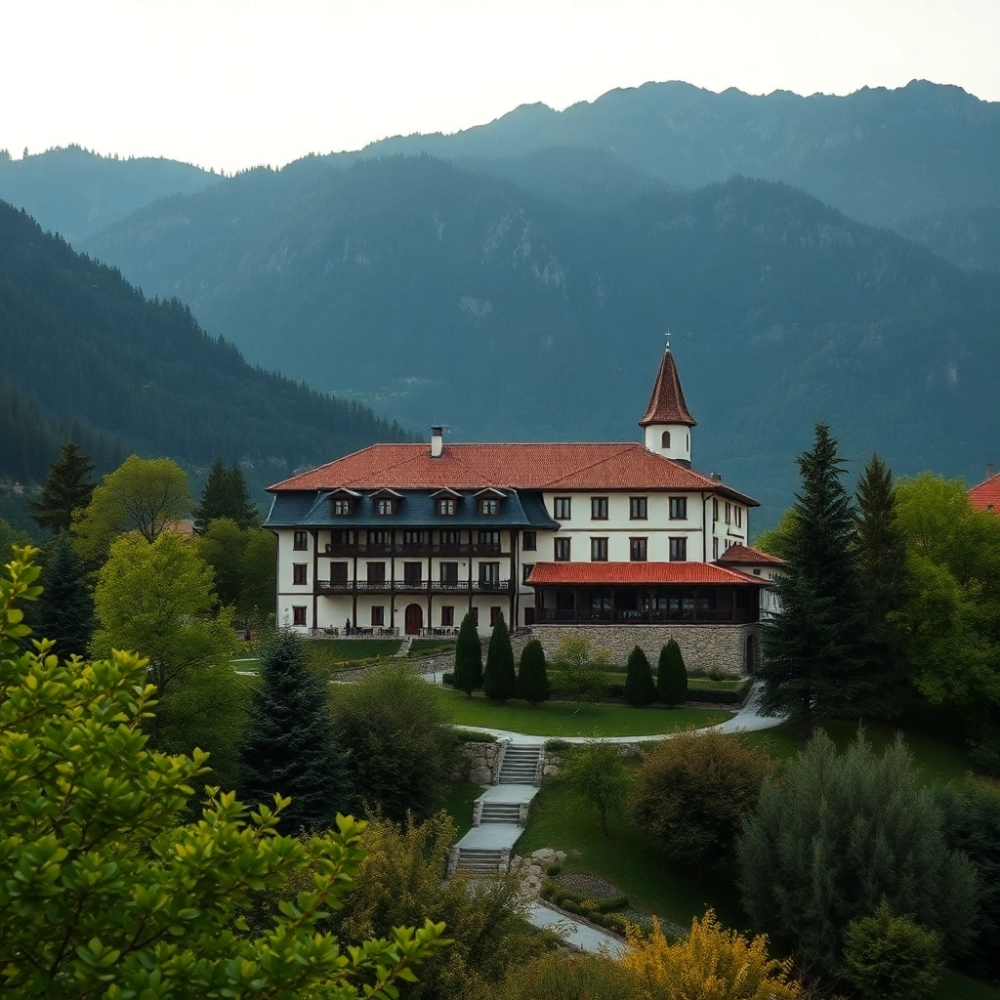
[{"xmin": 526, "ymin": 901, "xmax": 626, "ymax": 957}]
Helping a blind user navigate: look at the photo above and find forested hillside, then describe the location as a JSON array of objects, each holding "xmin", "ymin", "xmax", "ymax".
[
  {"xmin": 0, "ymin": 201, "xmax": 412, "ymax": 490},
  {"xmin": 84, "ymin": 156, "xmax": 1000, "ymax": 518}
]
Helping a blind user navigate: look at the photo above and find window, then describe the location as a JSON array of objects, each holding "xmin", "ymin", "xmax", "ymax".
[
  {"xmin": 330, "ymin": 562, "xmax": 349, "ymax": 584},
  {"xmin": 629, "ymin": 537, "xmax": 647, "ymax": 562},
  {"xmin": 440, "ymin": 562, "xmax": 459, "ymax": 583},
  {"xmin": 292, "ymin": 563, "xmax": 308, "ymax": 585},
  {"xmin": 630, "ymin": 496, "xmax": 648, "ymax": 520},
  {"xmin": 292, "ymin": 606, "xmax": 307, "ymax": 626},
  {"xmin": 441, "ymin": 530, "xmax": 461, "ymax": 546},
  {"xmin": 713, "ymin": 537, "xmax": 719, "ymax": 560},
  {"xmin": 713, "ymin": 498, "xmax": 719, "ymax": 522},
  {"xmin": 478, "ymin": 530, "xmax": 500, "ymax": 547},
  {"xmin": 669, "ymin": 496, "xmax": 687, "ymax": 520},
  {"xmin": 524, "ymin": 607, "xmax": 535, "ymax": 626},
  {"xmin": 376, "ymin": 498, "xmax": 395, "ymax": 516},
  {"xmin": 670, "ymin": 537, "xmax": 688, "ymax": 561},
  {"xmin": 293, "ymin": 531, "xmax": 308, "ymax": 551},
  {"xmin": 554, "ymin": 537, "xmax": 571, "ymax": 561},
  {"xmin": 591, "ymin": 496, "xmax": 608, "ymax": 520},
  {"xmin": 490, "ymin": 606, "xmax": 502, "ymax": 626},
  {"xmin": 591, "ymin": 537, "xmax": 608, "ymax": 562},
  {"xmin": 470, "ymin": 607, "xmax": 479, "ymax": 626},
  {"xmin": 480, "ymin": 498, "xmax": 498, "ymax": 516},
  {"xmin": 403, "ymin": 530, "xmax": 426, "ymax": 545},
  {"xmin": 367, "ymin": 562, "xmax": 386, "ymax": 584},
  {"xmin": 554, "ymin": 497, "xmax": 571, "ymax": 520},
  {"xmin": 661, "ymin": 430, "xmax": 671, "ymax": 448},
  {"xmin": 522, "ymin": 563, "xmax": 534, "ymax": 583},
  {"xmin": 329, "ymin": 529, "xmax": 350, "ymax": 546},
  {"xmin": 371, "ymin": 606, "xmax": 385, "ymax": 627},
  {"xmin": 725, "ymin": 502, "xmax": 731, "ymax": 525},
  {"xmin": 367, "ymin": 529, "xmax": 389, "ymax": 546},
  {"xmin": 441, "ymin": 606, "xmax": 454, "ymax": 627},
  {"xmin": 736, "ymin": 506, "xmax": 743, "ymax": 528},
  {"xmin": 438, "ymin": 498, "xmax": 456, "ymax": 516},
  {"xmin": 523, "ymin": 531, "xmax": 536, "ymax": 551},
  {"xmin": 332, "ymin": 498, "xmax": 351, "ymax": 516},
  {"xmin": 479, "ymin": 562, "xmax": 501, "ymax": 586},
  {"xmin": 403, "ymin": 562, "xmax": 422, "ymax": 585}
]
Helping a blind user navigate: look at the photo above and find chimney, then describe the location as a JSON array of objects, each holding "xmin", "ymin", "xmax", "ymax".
[
  {"xmin": 711, "ymin": 472, "xmax": 722, "ymax": 482},
  {"xmin": 431, "ymin": 426, "xmax": 444, "ymax": 459}
]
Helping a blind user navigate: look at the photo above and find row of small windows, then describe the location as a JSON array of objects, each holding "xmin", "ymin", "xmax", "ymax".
[
  {"xmin": 331, "ymin": 497, "xmax": 499, "ymax": 517},
  {"xmin": 553, "ymin": 496, "xmax": 688, "ymax": 521},
  {"xmin": 711, "ymin": 498, "xmax": 743, "ymax": 527},
  {"xmin": 552, "ymin": 536, "xmax": 687, "ymax": 562}
]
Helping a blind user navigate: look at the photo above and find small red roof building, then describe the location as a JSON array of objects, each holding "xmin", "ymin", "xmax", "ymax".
[
  {"xmin": 716, "ymin": 543, "xmax": 787, "ymax": 567},
  {"xmin": 527, "ymin": 562, "xmax": 771, "ymax": 587},
  {"xmin": 969, "ymin": 472, "xmax": 1000, "ymax": 514}
]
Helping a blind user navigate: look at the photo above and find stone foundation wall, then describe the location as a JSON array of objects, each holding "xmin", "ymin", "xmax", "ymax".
[
  {"xmin": 512, "ymin": 623, "xmax": 758, "ymax": 676},
  {"xmin": 449, "ymin": 740, "xmax": 500, "ymax": 785}
]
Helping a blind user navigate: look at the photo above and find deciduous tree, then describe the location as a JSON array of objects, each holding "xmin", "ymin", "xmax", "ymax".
[
  {"xmin": 657, "ymin": 639, "xmax": 688, "ymax": 706},
  {"xmin": 560, "ymin": 741, "xmax": 631, "ymax": 837},
  {"xmin": 28, "ymin": 440, "xmax": 95, "ymax": 534},
  {"xmin": 453, "ymin": 611, "xmax": 483, "ymax": 696},
  {"xmin": 483, "ymin": 611, "xmax": 517, "ymax": 702},
  {"xmin": 517, "ymin": 638, "xmax": 550, "ymax": 704},
  {"xmin": 553, "ymin": 635, "xmax": 608, "ymax": 704}
]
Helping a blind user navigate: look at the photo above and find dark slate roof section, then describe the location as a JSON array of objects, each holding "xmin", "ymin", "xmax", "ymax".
[{"xmin": 266, "ymin": 489, "xmax": 559, "ymax": 530}]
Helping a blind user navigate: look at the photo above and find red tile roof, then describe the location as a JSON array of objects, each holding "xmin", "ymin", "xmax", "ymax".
[
  {"xmin": 638, "ymin": 350, "xmax": 696, "ymax": 428},
  {"xmin": 270, "ymin": 442, "xmax": 757, "ymax": 504},
  {"xmin": 716, "ymin": 544, "xmax": 787, "ymax": 567},
  {"xmin": 969, "ymin": 473, "xmax": 1000, "ymax": 515},
  {"xmin": 526, "ymin": 562, "xmax": 770, "ymax": 587}
]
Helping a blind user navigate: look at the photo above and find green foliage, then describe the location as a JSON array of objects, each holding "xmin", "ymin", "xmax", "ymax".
[
  {"xmin": 331, "ymin": 663, "xmax": 457, "ymax": 823},
  {"xmin": 28, "ymin": 440, "xmax": 95, "ymax": 533},
  {"xmin": 238, "ymin": 630, "xmax": 353, "ymax": 832},
  {"xmin": 489, "ymin": 949, "xmax": 635, "ymax": 1000},
  {"xmin": 193, "ymin": 458, "xmax": 260, "ymax": 532},
  {"xmin": 483, "ymin": 612, "xmax": 517, "ymax": 702},
  {"xmin": 737, "ymin": 729, "xmax": 978, "ymax": 976},
  {"xmin": 630, "ymin": 730, "xmax": 774, "ymax": 877},
  {"xmin": 198, "ymin": 517, "xmax": 276, "ymax": 617},
  {"xmin": 843, "ymin": 899, "xmax": 943, "ymax": 1000},
  {"xmin": 552, "ymin": 635, "xmax": 609, "ymax": 703},
  {"xmin": 560, "ymin": 741, "xmax": 631, "ymax": 837},
  {"xmin": 760, "ymin": 424, "xmax": 870, "ymax": 736},
  {"xmin": 0, "ymin": 546, "xmax": 448, "ymax": 998},
  {"xmin": 623, "ymin": 645, "xmax": 656, "ymax": 707},
  {"xmin": 0, "ymin": 516, "xmax": 30, "ymax": 562},
  {"xmin": 73, "ymin": 454, "xmax": 192, "ymax": 560},
  {"xmin": 517, "ymin": 638, "xmax": 550, "ymax": 704},
  {"xmin": 30, "ymin": 532, "xmax": 94, "ymax": 657},
  {"xmin": 937, "ymin": 781, "xmax": 1000, "ymax": 979},
  {"xmin": 453, "ymin": 612, "xmax": 483, "ymax": 696},
  {"xmin": 657, "ymin": 639, "xmax": 688, "ymax": 706},
  {"xmin": 754, "ymin": 508, "xmax": 798, "ymax": 559}
]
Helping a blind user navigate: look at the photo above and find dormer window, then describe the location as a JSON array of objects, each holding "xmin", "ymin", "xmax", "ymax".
[
  {"xmin": 376, "ymin": 498, "xmax": 394, "ymax": 516},
  {"xmin": 332, "ymin": 498, "xmax": 352, "ymax": 516},
  {"xmin": 480, "ymin": 498, "xmax": 498, "ymax": 516},
  {"xmin": 438, "ymin": 498, "xmax": 456, "ymax": 516}
]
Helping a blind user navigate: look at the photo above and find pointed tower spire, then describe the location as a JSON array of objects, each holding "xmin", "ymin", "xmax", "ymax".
[{"xmin": 639, "ymin": 349, "xmax": 696, "ymax": 428}]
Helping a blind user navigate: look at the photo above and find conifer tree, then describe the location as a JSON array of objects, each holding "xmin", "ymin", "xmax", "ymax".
[
  {"xmin": 657, "ymin": 639, "xmax": 688, "ymax": 706},
  {"xmin": 32, "ymin": 533, "xmax": 95, "ymax": 656},
  {"xmin": 855, "ymin": 453, "xmax": 911, "ymax": 716},
  {"xmin": 483, "ymin": 612, "xmax": 517, "ymax": 702},
  {"xmin": 760, "ymin": 424, "xmax": 869, "ymax": 736},
  {"xmin": 29, "ymin": 441, "xmax": 95, "ymax": 533},
  {"xmin": 453, "ymin": 612, "xmax": 483, "ymax": 697},
  {"xmin": 517, "ymin": 638, "xmax": 550, "ymax": 705},
  {"xmin": 225, "ymin": 463, "xmax": 261, "ymax": 530},
  {"xmin": 624, "ymin": 645, "xmax": 656, "ymax": 707},
  {"xmin": 237, "ymin": 630, "xmax": 353, "ymax": 832},
  {"xmin": 194, "ymin": 459, "xmax": 259, "ymax": 532}
]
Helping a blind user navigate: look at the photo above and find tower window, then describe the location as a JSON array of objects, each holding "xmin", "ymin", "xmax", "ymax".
[{"xmin": 661, "ymin": 431, "xmax": 671, "ymax": 449}]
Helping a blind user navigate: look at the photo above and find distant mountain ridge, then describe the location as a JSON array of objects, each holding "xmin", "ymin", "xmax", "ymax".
[
  {"xmin": 82, "ymin": 155, "xmax": 1000, "ymax": 520},
  {"xmin": 0, "ymin": 200, "xmax": 412, "ymax": 493}
]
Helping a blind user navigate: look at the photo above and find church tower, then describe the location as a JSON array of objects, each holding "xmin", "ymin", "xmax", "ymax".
[{"xmin": 639, "ymin": 348, "xmax": 696, "ymax": 467}]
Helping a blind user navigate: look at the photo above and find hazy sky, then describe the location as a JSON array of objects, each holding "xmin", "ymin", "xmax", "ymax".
[{"xmin": 3, "ymin": 0, "xmax": 998, "ymax": 173}]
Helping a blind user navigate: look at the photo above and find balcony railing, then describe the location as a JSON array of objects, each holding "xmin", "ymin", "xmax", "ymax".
[
  {"xmin": 537, "ymin": 608, "xmax": 736, "ymax": 624},
  {"xmin": 324, "ymin": 542, "xmax": 502, "ymax": 557},
  {"xmin": 317, "ymin": 578, "xmax": 512, "ymax": 593}
]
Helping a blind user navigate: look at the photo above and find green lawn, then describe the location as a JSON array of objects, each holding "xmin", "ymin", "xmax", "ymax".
[
  {"xmin": 431, "ymin": 688, "xmax": 733, "ymax": 737},
  {"xmin": 934, "ymin": 972, "xmax": 1000, "ymax": 1000},
  {"xmin": 408, "ymin": 639, "xmax": 457, "ymax": 658},
  {"xmin": 304, "ymin": 639, "xmax": 401, "ymax": 660},
  {"xmin": 443, "ymin": 781, "xmax": 482, "ymax": 840}
]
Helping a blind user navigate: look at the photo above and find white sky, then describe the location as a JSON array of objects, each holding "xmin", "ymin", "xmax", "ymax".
[{"xmin": 1, "ymin": 0, "xmax": 998, "ymax": 173}]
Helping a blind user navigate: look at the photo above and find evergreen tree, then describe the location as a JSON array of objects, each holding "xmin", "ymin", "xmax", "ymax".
[
  {"xmin": 623, "ymin": 645, "xmax": 656, "ymax": 707},
  {"xmin": 483, "ymin": 612, "xmax": 517, "ymax": 702},
  {"xmin": 237, "ymin": 630, "xmax": 353, "ymax": 832},
  {"xmin": 517, "ymin": 638, "xmax": 550, "ymax": 704},
  {"xmin": 855, "ymin": 453, "xmax": 911, "ymax": 717},
  {"xmin": 657, "ymin": 639, "xmax": 688, "ymax": 706},
  {"xmin": 760, "ymin": 424, "xmax": 869, "ymax": 737},
  {"xmin": 193, "ymin": 459, "xmax": 259, "ymax": 533},
  {"xmin": 29, "ymin": 441, "xmax": 95, "ymax": 534},
  {"xmin": 453, "ymin": 612, "xmax": 483, "ymax": 697},
  {"xmin": 224, "ymin": 463, "xmax": 261, "ymax": 530},
  {"xmin": 32, "ymin": 533, "xmax": 95, "ymax": 657}
]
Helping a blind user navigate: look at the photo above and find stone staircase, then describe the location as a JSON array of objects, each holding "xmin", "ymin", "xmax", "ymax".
[
  {"xmin": 498, "ymin": 744, "xmax": 542, "ymax": 785},
  {"xmin": 453, "ymin": 847, "xmax": 506, "ymax": 874},
  {"xmin": 479, "ymin": 800, "xmax": 522, "ymax": 824}
]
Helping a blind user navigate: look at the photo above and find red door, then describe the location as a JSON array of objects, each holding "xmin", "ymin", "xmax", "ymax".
[{"xmin": 405, "ymin": 603, "xmax": 423, "ymax": 636}]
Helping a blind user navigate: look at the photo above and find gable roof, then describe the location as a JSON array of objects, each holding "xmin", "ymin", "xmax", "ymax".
[
  {"xmin": 969, "ymin": 473, "xmax": 1000, "ymax": 514},
  {"xmin": 526, "ymin": 562, "xmax": 771, "ymax": 587},
  {"xmin": 716, "ymin": 544, "xmax": 787, "ymax": 567},
  {"xmin": 269, "ymin": 442, "xmax": 757, "ymax": 505},
  {"xmin": 638, "ymin": 350, "xmax": 696, "ymax": 428}
]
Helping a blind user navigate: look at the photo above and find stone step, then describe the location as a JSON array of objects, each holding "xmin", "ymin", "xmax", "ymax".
[
  {"xmin": 480, "ymin": 804, "xmax": 521, "ymax": 823},
  {"xmin": 455, "ymin": 848, "xmax": 504, "ymax": 873}
]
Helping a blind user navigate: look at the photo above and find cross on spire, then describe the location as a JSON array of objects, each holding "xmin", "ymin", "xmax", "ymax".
[{"xmin": 664, "ymin": 328, "xmax": 671, "ymax": 352}]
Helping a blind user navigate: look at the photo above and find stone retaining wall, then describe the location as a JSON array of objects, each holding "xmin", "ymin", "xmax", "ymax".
[
  {"xmin": 449, "ymin": 739, "xmax": 500, "ymax": 785},
  {"xmin": 513, "ymin": 623, "xmax": 758, "ymax": 676}
]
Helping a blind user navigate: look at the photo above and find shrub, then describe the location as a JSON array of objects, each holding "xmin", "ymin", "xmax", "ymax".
[
  {"xmin": 631, "ymin": 729, "xmax": 774, "ymax": 879},
  {"xmin": 560, "ymin": 898, "xmax": 581, "ymax": 914},
  {"xmin": 517, "ymin": 638, "xmax": 550, "ymax": 704},
  {"xmin": 442, "ymin": 670, "xmax": 455, "ymax": 686},
  {"xmin": 552, "ymin": 635, "xmax": 609, "ymax": 702},
  {"xmin": 686, "ymin": 681, "xmax": 751, "ymax": 705},
  {"xmin": 545, "ymin": 738, "xmax": 571, "ymax": 752},
  {"xmin": 623, "ymin": 645, "xmax": 656, "ymax": 706},
  {"xmin": 598, "ymin": 894, "xmax": 630, "ymax": 913},
  {"xmin": 453, "ymin": 612, "xmax": 482, "ymax": 696},
  {"xmin": 452, "ymin": 728, "xmax": 497, "ymax": 744},
  {"xmin": 489, "ymin": 950, "xmax": 634, "ymax": 1000},
  {"xmin": 331, "ymin": 663, "xmax": 457, "ymax": 822},
  {"xmin": 562, "ymin": 741, "xmax": 631, "ymax": 837},
  {"xmin": 737, "ymin": 730, "xmax": 978, "ymax": 977},
  {"xmin": 546, "ymin": 862, "xmax": 562, "ymax": 877},
  {"xmin": 483, "ymin": 612, "xmax": 517, "ymax": 702},
  {"xmin": 843, "ymin": 899, "xmax": 943, "ymax": 1000},
  {"xmin": 657, "ymin": 639, "xmax": 688, "ymax": 706}
]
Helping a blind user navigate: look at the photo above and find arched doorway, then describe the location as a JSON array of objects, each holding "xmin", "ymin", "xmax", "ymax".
[
  {"xmin": 404, "ymin": 603, "xmax": 423, "ymax": 636},
  {"xmin": 745, "ymin": 633, "xmax": 756, "ymax": 675}
]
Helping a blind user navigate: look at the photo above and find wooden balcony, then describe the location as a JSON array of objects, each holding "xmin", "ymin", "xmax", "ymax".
[
  {"xmin": 537, "ymin": 608, "xmax": 737, "ymax": 624},
  {"xmin": 323, "ymin": 542, "xmax": 503, "ymax": 557},
  {"xmin": 317, "ymin": 578, "xmax": 512, "ymax": 594}
]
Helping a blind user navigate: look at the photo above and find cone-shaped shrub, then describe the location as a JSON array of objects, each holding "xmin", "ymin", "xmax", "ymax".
[
  {"xmin": 623, "ymin": 645, "xmax": 656, "ymax": 707},
  {"xmin": 658, "ymin": 639, "xmax": 688, "ymax": 706},
  {"xmin": 483, "ymin": 612, "xmax": 517, "ymax": 702},
  {"xmin": 237, "ymin": 629, "xmax": 353, "ymax": 832},
  {"xmin": 453, "ymin": 612, "xmax": 483, "ymax": 696},
  {"xmin": 518, "ymin": 638, "xmax": 550, "ymax": 705}
]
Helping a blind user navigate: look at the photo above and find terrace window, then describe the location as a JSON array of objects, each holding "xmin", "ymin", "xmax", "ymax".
[
  {"xmin": 630, "ymin": 537, "xmax": 648, "ymax": 562},
  {"xmin": 367, "ymin": 562, "xmax": 386, "ymax": 584},
  {"xmin": 591, "ymin": 537, "xmax": 608, "ymax": 562},
  {"xmin": 371, "ymin": 606, "xmax": 385, "ymax": 626},
  {"xmin": 441, "ymin": 606, "xmax": 455, "ymax": 627}
]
